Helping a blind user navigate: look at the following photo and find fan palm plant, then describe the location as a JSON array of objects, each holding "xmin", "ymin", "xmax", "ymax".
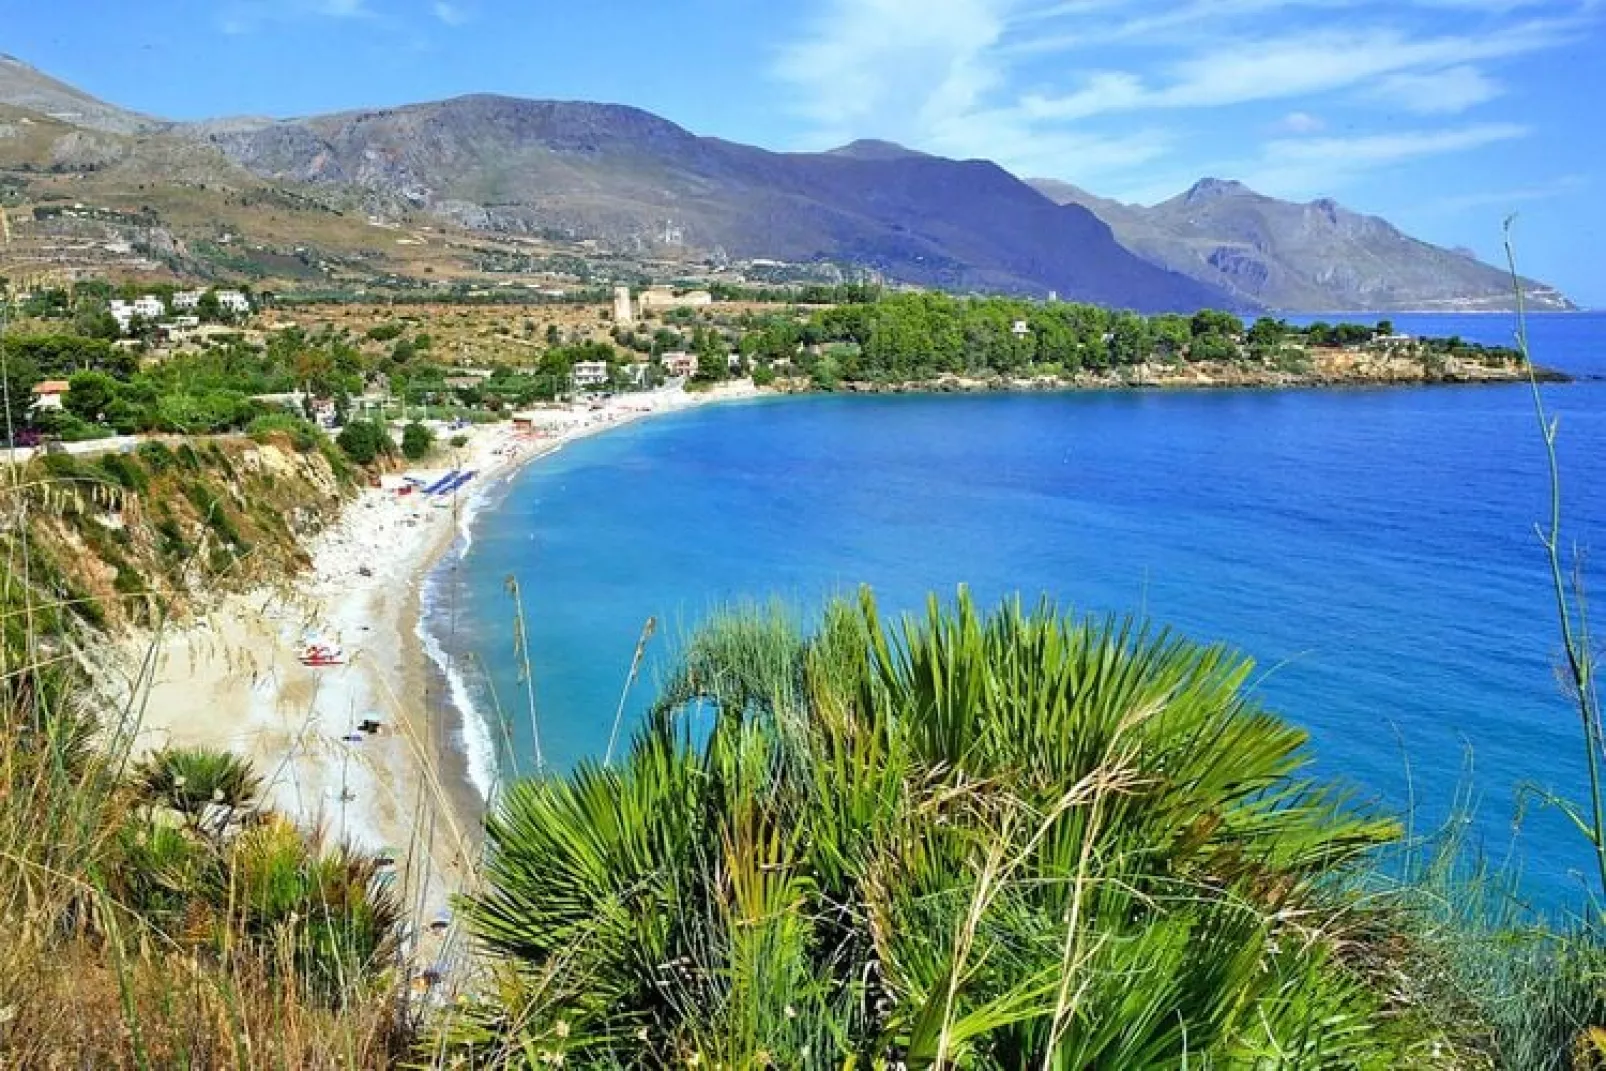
[
  {"xmin": 134, "ymin": 745, "xmax": 262, "ymax": 836},
  {"xmin": 452, "ymin": 589, "xmax": 1438, "ymax": 1067}
]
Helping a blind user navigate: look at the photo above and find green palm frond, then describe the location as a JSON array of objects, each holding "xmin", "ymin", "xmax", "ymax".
[{"xmin": 453, "ymin": 588, "xmax": 1422, "ymax": 1067}]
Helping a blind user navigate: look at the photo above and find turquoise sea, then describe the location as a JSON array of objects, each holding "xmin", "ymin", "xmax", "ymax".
[{"xmin": 425, "ymin": 312, "xmax": 1606, "ymax": 908}]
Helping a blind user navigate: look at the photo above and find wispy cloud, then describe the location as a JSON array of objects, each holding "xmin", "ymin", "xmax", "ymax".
[
  {"xmin": 774, "ymin": 0, "xmax": 1594, "ymax": 201},
  {"xmin": 432, "ymin": 1, "xmax": 468, "ymax": 26},
  {"xmin": 1367, "ymin": 65, "xmax": 1504, "ymax": 114},
  {"xmin": 220, "ymin": 0, "xmax": 374, "ymax": 35},
  {"xmin": 1273, "ymin": 111, "xmax": 1327, "ymax": 135},
  {"xmin": 1420, "ymin": 173, "xmax": 1591, "ymax": 213},
  {"xmin": 1019, "ymin": 23, "xmax": 1566, "ymax": 120},
  {"xmin": 1252, "ymin": 122, "xmax": 1530, "ymax": 193}
]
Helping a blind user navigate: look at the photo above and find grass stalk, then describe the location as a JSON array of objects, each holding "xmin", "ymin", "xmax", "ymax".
[{"xmin": 1504, "ymin": 217, "xmax": 1606, "ymax": 905}]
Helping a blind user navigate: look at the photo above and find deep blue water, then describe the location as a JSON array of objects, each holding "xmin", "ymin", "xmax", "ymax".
[{"xmin": 432, "ymin": 312, "xmax": 1606, "ymax": 908}]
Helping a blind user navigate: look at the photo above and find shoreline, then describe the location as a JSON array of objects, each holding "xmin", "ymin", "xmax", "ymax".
[
  {"xmin": 106, "ymin": 360, "xmax": 1558, "ymax": 926},
  {"xmin": 118, "ymin": 380, "xmax": 761, "ymax": 929}
]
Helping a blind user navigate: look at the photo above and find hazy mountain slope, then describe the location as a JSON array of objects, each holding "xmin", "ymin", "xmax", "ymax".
[
  {"xmin": 203, "ymin": 96, "xmax": 1234, "ymax": 311},
  {"xmin": 0, "ymin": 54, "xmax": 162, "ymax": 135},
  {"xmin": 0, "ymin": 54, "xmax": 1569, "ymax": 312},
  {"xmin": 1029, "ymin": 177, "xmax": 1573, "ymax": 312}
]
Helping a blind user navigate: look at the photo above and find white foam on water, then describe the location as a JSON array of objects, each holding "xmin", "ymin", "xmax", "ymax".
[{"xmin": 417, "ymin": 565, "xmax": 501, "ymax": 804}]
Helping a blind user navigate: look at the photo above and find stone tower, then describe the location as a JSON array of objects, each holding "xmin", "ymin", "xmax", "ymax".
[{"xmin": 613, "ymin": 285, "xmax": 635, "ymax": 327}]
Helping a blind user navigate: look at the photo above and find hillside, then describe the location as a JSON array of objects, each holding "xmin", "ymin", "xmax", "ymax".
[
  {"xmin": 0, "ymin": 56, "xmax": 1576, "ymax": 313},
  {"xmin": 0, "ymin": 54, "xmax": 161, "ymax": 135},
  {"xmin": 1029, "ymin": 177, "xmax": 1574, "ymax": 312},
  {"xmin": 201, "ymin": 97, "xmax": 1229, "ymax": 311}
]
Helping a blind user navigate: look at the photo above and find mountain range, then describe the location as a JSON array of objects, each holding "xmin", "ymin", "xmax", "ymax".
[
  {"xmin": 0, "ymin": 54, "xmax": 1573, "ymax": 313},
  {"xmin": 1027, "ymin": 177, "xmax": 1570, "ymax": 313}
]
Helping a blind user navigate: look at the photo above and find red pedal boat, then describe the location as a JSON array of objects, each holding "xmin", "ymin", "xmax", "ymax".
[{"xmin": 299, "ymin": 642, "xmax": 346, "ymax": 667}]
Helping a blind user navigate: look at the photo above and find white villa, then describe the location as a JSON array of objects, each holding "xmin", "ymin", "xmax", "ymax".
[{"xmin": 571, "ymin": 360, "xmax": 610, "ymax": 388}]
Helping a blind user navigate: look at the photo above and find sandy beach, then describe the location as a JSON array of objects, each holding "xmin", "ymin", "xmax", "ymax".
[{"xmin": 117, "ymin": 381, "xmax": 760, "ymax": 927}]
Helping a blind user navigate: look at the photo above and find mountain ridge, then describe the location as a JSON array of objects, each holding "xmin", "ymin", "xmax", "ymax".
[
  {"xmin": 1028, "ymin": 176, "xmax": 1573, "ymax": 312},
  {"xmin": 0, "ymin": 55, "xmax": 1573, "ymax": 312},
  {"xmin": 197, "ymin": 93, "xmax": 1232, "ymax": 311}
]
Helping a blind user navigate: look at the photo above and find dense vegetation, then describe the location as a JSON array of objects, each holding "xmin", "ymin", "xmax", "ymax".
[
  {"xmin": 0, "ymin": 280, "xmax": 1581, "ymax": 1067},
  {"xmin": 3, "ymin": 279, "xmax": 1529, "ymax": 461},
  {"xmin": 0, "ymin": 439, "xmax": 409, "ymax": 1065},
  {"xmin": 443, "ymin": 591, "xmax": 1603, "ymax": 1067},
  {"xmin": 734, "ymin": 293, "xmax": 1524, "ymax": 388}
]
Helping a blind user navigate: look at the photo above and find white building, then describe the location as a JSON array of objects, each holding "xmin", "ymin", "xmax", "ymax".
[
  {"xmin": 571, "ymin": 360, "xmax": 610, "ymax": 388},
  {"xmin": 660, "ymin": 352, "xmax": 698, "ymax": 378},
  {"xmin": 216, "ymin": 290, "xmax": 252, "ymax": 315},
  {"xmin": 172, "ymin": 289, "xmax": 204, "ymax": 311},
  {"xmin": 30, "ymin": 380, "xmax": 69, "ymax": 412},
  {"xmin": 108, "ymin": 295, "xmax": 166, "ymax": 333}
]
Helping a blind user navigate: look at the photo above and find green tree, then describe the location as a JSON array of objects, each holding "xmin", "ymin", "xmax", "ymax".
[
  {"xmin": 196, "ymin": 290, "xmax": 224, "ymax": 323},
  {"xmin": 1107, "ymin": 310, "xmax": 1154, "ymax": 366},
  {"xmin": 400, "ymin": 421, "xmax": 433, "ymax": 461},
  {"xmin": 1191, "ymin": 308, "xmax": 1241, "ymax": 339},
  {"xmin": 336, "ymin": 419, "xmax": 390, "ymax": 465},
  {"xmin": 71, "ymin": 303, "xmax": 120, "ymax": 341},
  {"xmin": 64, "ymin": 370, "xmax": 120, "ymax": 422},
  {"xmin": 1, "ymin": 354, "xmax": 40, "ymax": 432},
  {"xmin": 1247, "ymin": 317, "xmax": 1288, "ymax": 350},
  {"xmin": 692, "ymin": 327, "xmax": 730, "ymax": 382},
  {"xmin": 1190, "ymin": 332, "xmax": 1240, "ymax": 363}
]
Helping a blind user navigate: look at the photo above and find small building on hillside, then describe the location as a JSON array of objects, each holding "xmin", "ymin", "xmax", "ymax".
[
  {"xmin": 571, "ymin": 360, "xmax": 610, "ymax": 388},
  {"xmin": 216, "ymin": 290, "xmax": 252, "ymax": 315},
  {"xmin": 109, "ymin": 295, "xmax": 166, "ymax": 333},
  {"xmin": 660, "ymin": 351, "xmax": 698, "ymax": 378},
  {"xmin": 30, "ymin": 380, "xmax": 69, "ymax": 412},
  {"xmin": 638, "ymin": 286, "xmax": 713, "ymax": 312},
  {"xmin": 172, "ymin": 289, "xmax": 205, "ymax": 311}
]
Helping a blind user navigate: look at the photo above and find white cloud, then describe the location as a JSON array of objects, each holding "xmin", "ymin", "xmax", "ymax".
[
  {"xmin": 1422, "ymin": 173, "xmax": 1590, "ymax": 213},
  {"xmin": 774, "ymin": 0, "xmax": 1006, "ymax": 142},
  {"xmin": 1021, "ymin": 23, "xmax": 1566, "ymax": 120},
  {"xmin": 773, "ymin": 0, "xmax": 1592, "ymax": 195},
  {"xmin": 1248, "ymin": 122, "xmax": 1530, "ymax": 196},
  {"xmin": 220, "ymin": 0, "xmax": 374, "ymax": 34},
  {"xmin": 1368, "ymin": 65, "xmax": 1504, "ymax": 113},
  {"xmin": 433, "ymin": 1, "xmax": 468, "ymax": 26},
  {"xmin": 1273, "ymin": 111, "xmax": 1327, "ymax": 135}
]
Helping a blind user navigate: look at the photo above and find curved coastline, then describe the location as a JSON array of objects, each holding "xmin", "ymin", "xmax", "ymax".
[{"xmin": 413, "ymin": 382, "xmax": 765, "ymax": 818}]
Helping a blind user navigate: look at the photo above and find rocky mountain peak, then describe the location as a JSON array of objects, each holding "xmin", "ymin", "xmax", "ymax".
[{"xmin": 1182, "ymin": 177, "xmax": 1251, "ymax": 204}]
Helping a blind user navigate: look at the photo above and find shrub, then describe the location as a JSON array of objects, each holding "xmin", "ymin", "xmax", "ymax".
[
  {"xmin": 449, "ymin": 433, "xmax": 468, "ymax": 448},
  {"xmin": 336, "ymin": 420, "xmax": 392, "ymax": 466},
  {"xmin": 452, "ymin": 591, "xmax": 1419, "ymax": 1066},
  {"xmin": 248, "ymin": 412, "xmax": 322, "ymax": 453},
  {"xmin": 95, "ymin": 452, "xmax": 148, "ymax": 493},
  {"xmin": 400, "ymin": 421, "xmax": 433, "ymax": 461},
  {"xmin": 183, "ymin": 483, "xmax": 245, "ymax": 550},
  {"xmin": 136, "ymin": 440, "xmax": 175, "ymax": 472},
  {"xmin": 134, "ymin": 746, "xmax": 261, "ymax": 829}
]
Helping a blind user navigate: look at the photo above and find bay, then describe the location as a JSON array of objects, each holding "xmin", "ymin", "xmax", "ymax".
[{"xmin": 432, "ymin": 311, "xmax": 1606, "ymax": 908}]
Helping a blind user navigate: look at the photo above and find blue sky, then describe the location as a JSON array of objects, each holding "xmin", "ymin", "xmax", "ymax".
[{"xmin": 8, "ymin": 0, "xmax": 1604, "ymax": 304}]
